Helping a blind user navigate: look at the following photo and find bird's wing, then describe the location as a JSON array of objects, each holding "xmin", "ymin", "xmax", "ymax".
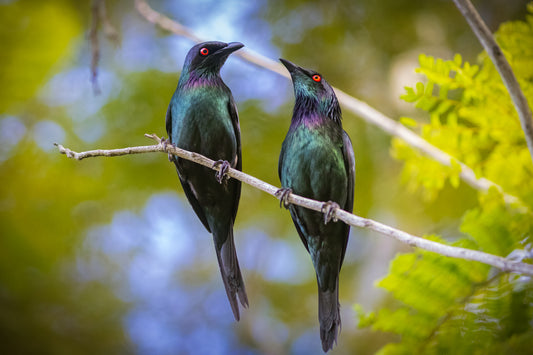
[
  {"xmin": 340, "ymin": 130, "xmax": 356, "ymax": 266},
  {"xmin": 227, "ymin": 96, "xmax": 242, "ymax": 223},
  {"xmin": 167, "ymin": 102, "xmax": 211, "ymax": 232},
  {"xmin": 175, "ymin": 161, "xmax": 212, "ymax": 232},
  {"xmin": 165, "ymin": 103, "xmax": 173, "ymax": 139},
  {"xmin": 278, "ymin": 140, "xmax": 310, "ymax": 251},
  {"xmin": 289, "ymin": 205, "xmax": 310, "ymax": 253},
  {"xmin": 342, "ymin": 130, "xmax": 355, "ymax": 213},
  {"xmin": 228, "ymin": 96, "xmax": 242, "ymax": 172},
  {"xmin": 278, "ymin": 144, "xmax": 284, "ymax": 180}
]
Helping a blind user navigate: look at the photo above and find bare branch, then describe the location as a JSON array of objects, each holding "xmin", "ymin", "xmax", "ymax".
[
  {"xmin": 333, "ymin": 90, "xmax": 520, "ymax": 205},
  {"xmin": 133, "ymin": 0, "xmax": 525, "ymax": 208},
  {"xmin": 89, "ymin": 0, "xmax": 102, "ymax": 94},
  {"xmin": 54, "ymin": 141, "xmax": 158, "ymax": 160},
  {"xmin": 55, "ymin": 136, "xmax": 533, "ymax": 276},
  {"xmin": 99, "ymin": 0, "xmax": 120, "ymax": 44},
  {"xmin": 453, "ymin": 0, "xmax": 533, "ymax": 163},
  {"xmin": 133, "ymin": 0, "xmax": 203, "ymax": 42},
  {"xmin": 89, "ymin": 0, "xmax": 120, "ymax": 95}
]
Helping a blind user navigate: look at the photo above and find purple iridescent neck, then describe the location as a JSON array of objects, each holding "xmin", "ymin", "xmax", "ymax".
[
  {"xmin": 179, "ymin": 69, "xmax": 222, "ymax": 89},
  {"xmin": 291, "ymin": 95, "xmax": 342, "ymax": 128},
  {"xmin": 290, "ymin": 111, "xmax": 330, "ymax": 129}
]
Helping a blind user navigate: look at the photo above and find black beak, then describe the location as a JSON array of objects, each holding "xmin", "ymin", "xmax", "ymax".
[
  {"xmin": 216, "ymin": 42, "xmax": 244, "ymax": 56},
  {"xmin": 279, "ymin": 58, "xmax": 301, "ymax": 74}
]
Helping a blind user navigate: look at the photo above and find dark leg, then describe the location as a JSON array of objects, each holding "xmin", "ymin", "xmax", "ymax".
[
  {"xmin": 212, "ymin": 160, "xmax": 231, "ymax": 184},
  {"xmin": 160, "ymin": 137, "xmax": 176, "ymax": 163},
  {"xmin": 275, "ymin": 188, "xmax": 293, "ymax": 209},
  {"xmin": 321, "ymin": 201, "xmax": 340, "ymax": 224}
]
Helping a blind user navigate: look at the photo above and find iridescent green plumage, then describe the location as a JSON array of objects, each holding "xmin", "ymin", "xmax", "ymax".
[
  {"xmin": 278, "ymin": 58, "xmax": 355, "ymax": 352},
  {"xmin": 166, "ymin": 41, "xmax": 247, "ymax": 320}
]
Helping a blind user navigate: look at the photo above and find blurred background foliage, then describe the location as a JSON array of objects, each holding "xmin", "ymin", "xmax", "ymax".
[
  {"xmin": 0, "ymin": 0, "xmax": 531, "ymax": 354},
  {"xmin": 359, "ymin": 7, "xmax": 533, "ymax": 353}
]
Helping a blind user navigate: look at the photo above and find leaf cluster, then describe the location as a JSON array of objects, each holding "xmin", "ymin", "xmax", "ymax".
[
  {"xmin": 358, "ymin": 5, "xmax": 533, "ymax": 353},
  {"xmin": 394, "ymin": 6, "xmax": 533, "ymax": 200}
]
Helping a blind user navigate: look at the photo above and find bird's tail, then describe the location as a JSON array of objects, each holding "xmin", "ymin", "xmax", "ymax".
[
  {"xmin": 215, "ymin": 228, "xmax": 248, "ymax": 321},
  {"xmin": 318, "ymin": 278, "xmax": 341, "ymax": 352}
]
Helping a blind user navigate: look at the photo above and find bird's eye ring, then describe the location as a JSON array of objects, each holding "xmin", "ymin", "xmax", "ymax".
[
  {"xmin": 312, "ymin": 74, "xmax": 321, "ymax": 82},
  {"xmin": 200, "ymin": 47, "xmax": 209, "ymax": 56}
]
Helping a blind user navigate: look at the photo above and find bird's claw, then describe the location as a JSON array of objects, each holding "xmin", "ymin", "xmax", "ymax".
[
  {"xmin": 213, "ymin": 160, "xmax": 231, "ymax": 184},
  {"xmin": 275, "ymin": 188, "xmax": 292, "ymax": 209},
  {"xmin": 321, "ymin": 201, "xmax": 340, "ymax": 224},
  {"xmin": 160, "ymin": 137, "xmax": 176, "ymax": 162}
]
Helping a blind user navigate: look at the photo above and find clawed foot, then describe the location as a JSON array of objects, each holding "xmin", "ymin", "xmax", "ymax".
[
  {"xmin": 321, "ymin": 201, "xmax": 340, "ymax": 224},
  {"xmin": 161, "ymin": 137, "xmax": 176, "ymax": 162},
  {"xmin": 212, "ymin": 160, "xmax": 231, "ymax": 184},
  {"xmin": 275, "ymin": 188, "xmax": 292, "ymax": 209}
]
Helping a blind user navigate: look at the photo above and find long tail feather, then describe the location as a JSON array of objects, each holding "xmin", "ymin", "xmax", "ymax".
[
  {"xmin": 318, "ymin": 280, "xmax": 340, "ymax": 352},
  {"xmin": 215, "ymin": 228, "xmax": 248, "ymax": 321}
]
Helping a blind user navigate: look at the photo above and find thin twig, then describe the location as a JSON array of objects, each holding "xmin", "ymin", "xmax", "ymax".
[
  {"xmin": 89, "ymin": 0, "xmax": 102, "ymax": 94},
  {"xmin": 133, "ymin": 0, "xmax": 525, "ymax": 208},
  {"xmin": 54, "ymin": 136, "xmax": 533, "ymax": 276},
  {"xmin": 99, "ymin": 0, "xmax": 120, "ymax": 44},
  {"xmin": 134, "ymin": 0, "xmax": 203, "ymax": 42},
  {"xmin": 90, "ymin": 0, "xmax": 120, "ymax": 95},
  {"xmin": 452, "ymin": 0, "xmax": 533, "ymax": 162}
]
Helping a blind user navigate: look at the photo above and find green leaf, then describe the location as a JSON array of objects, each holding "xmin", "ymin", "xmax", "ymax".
[
  {"xmin": 399, "ymin": 117, "xmax": 418, "ymax": 127},
  {"xmin": 401, "ymin": 86, "xmax": 418, "ymax": 102},
  {"xmin": 415, "ymin": 81, "xmax": 425, "ymax": 96},
  {"xmin": 454, "ymin": 53, "xmax": 462, "ymax": 66}
]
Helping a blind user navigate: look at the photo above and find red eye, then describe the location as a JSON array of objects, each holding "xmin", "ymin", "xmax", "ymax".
[
  {"xmin": 200, "ymin": 47, "xmax": 209, "ymax": 56},
  {"xmin": 312, "ymin": 74, "xmax": 321, "ymax": 82}
]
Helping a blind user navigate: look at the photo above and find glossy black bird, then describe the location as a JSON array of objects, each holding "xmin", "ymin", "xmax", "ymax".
[
  {"xmin": 166, "ymin": 41, "xmax": 247, "ymax": 320},
  {"xmin": 277, "ymin": 58, "xmax": 355, "ymax": 352}
]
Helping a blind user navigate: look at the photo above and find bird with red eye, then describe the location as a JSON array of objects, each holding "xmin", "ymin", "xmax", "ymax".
[
  {"xmin": 278, "ymin": 58, "xmax": 353, "ymax": 352},
  {"xmin": 166, "ymin": 41, "xmax": 247, "ymax": 322}
]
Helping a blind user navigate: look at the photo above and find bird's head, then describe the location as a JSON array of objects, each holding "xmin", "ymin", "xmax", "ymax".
[
  {"xmin": 279, "ymin": 58, "xmax": 341, "ymax": 122},
  {"xmin": 181, "ymin": 41, "xmax": 244, "ymax": 80}
]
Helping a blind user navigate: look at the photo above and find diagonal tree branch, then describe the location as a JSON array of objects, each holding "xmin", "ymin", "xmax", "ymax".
[
  {"xmin": 133, "ymin": 0, "xmax": 525, "ymax": 208},
  {"xmin": 453, "ymin": 0, "xmax": 533, "ymax": 163},
  {"xmin": 55, "ymin": 135, "xmax": 533, "ymax": 276}
]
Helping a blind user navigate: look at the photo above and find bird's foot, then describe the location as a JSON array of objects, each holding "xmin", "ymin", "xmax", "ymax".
[
  {"xmin": 212, "ymin": 160, "xmax": 231, "ymax": 184},
  {"xmin": 321, "ymin": 201, "xmax": 340, "ymax": 224},
  {"xmin": 275, "ymin": 188, "xmax": 292, "ymax": 209},
  {"xmin": 160, "ymin": 137, "xmax": 176, "ymax": 162}
]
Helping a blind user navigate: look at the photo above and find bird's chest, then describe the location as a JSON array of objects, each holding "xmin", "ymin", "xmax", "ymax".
[
  {"xmin": 171, "ymin": 90, "xmax": 236, "ymax": 159},
  {"xmin": 281, "ymin": 125, "xmax": 345, "ymax": 199}
]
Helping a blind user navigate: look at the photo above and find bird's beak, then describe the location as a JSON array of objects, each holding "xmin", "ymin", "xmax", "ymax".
[
  {"xmin": 279, "ymin": 58, "xmax": 303, "ymax": 75},
  {"xmin": 216, "ymin": 42, "xmax": 245, "ymax": 56}
]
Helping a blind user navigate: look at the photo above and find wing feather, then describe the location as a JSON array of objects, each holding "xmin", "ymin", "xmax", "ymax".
[
  {"xmin": 227, "ymin": 97, "xmax": 242, "ymax": 223},
  {"xmin": 340, "ymin": 130, "xmax": 355, "ymax": 267}
]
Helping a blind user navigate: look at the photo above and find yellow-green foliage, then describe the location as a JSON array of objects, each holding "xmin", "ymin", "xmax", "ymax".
[
  {"xmin": 393, "ymin": 5, "xmax": 533, "ymax": 201},
  {"xmin": 358, "ymin": 5, "xmax": 533, "ymax": 353}
]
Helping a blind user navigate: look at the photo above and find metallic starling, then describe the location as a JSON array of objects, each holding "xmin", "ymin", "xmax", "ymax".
[
  {"xmin": 278, "ymin": 58, "xmax": 355, "ymax": 352},
  {"xmin": 166, "ymin": 41, "xmax": 248, "ymax": 320}
]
